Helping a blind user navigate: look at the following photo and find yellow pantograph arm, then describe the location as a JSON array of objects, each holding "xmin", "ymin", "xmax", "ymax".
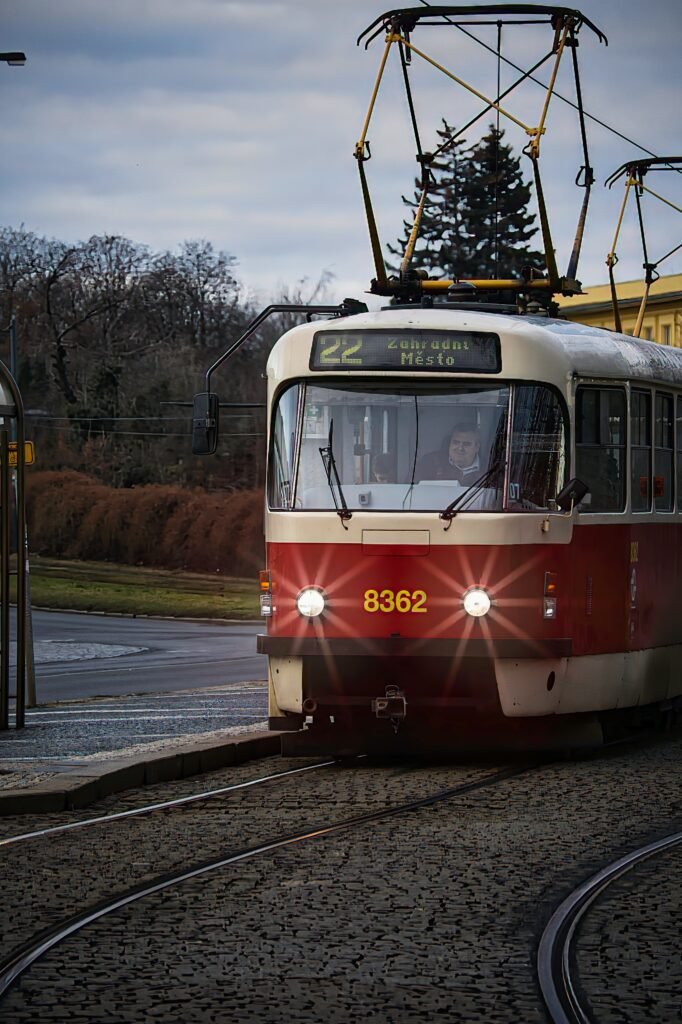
[
  {"xmin": 527, "ymin": 23, "xmax": 570, "ymax": 159},
  {"xmin": 606, "ymin": 177, "xmax": 636, "ymax": 267},
  {"xmin": 397, "ymin": 33, "xmax": 537, "ymax": 138},
  {"xmin": 633, "ymin": 283, "xmax": 651, "ymax": 339},
  {"xmin": 637, "ymin": 182, "xmax": 682, "ymax": 216},
  {"xmin": 355, "ymin": 32, "xmax": 395, "ymax": 159},
  {"xmin": 400, "ymin": 184, "xmax": 428, "ymax": 275},
  {"xmin": 421, "ymin": 278, "xmax": 554, "ymax": 292}
]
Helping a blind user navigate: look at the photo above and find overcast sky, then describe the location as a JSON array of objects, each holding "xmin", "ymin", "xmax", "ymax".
[{"xmin": 2, "ymin": 0, "xmax": 680, "ymax": 306}]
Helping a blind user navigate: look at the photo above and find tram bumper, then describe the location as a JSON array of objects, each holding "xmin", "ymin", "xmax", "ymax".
[{"xmin": 258, "ymin": 634, "xmax": 573, "ymax": 723}]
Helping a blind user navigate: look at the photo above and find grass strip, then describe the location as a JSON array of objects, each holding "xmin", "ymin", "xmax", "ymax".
[{"xmin": 11, "ymin": 558, "xmax": 260, "ymax": 619}]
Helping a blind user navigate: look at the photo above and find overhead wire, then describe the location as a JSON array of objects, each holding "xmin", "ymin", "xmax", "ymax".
[
  {"xmin": 494, "ymin": 20, "xmax": 501, "ymax": 279},
  {"xmin": 415, "ymin": 0, "xmax": 682, "ymax": 175}
]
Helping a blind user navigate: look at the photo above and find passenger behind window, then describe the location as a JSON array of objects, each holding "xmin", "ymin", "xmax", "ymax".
[
  {"xmin": 575, "ymin": 447, "xmax": 624, "ymax": 511},
  {"xmin": 373, "ymin": 452, "xmax": 396, "ymax": 483}
]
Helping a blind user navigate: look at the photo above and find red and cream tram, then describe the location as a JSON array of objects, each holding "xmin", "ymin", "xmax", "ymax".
[{"xmin": 253, "ymin": 305, "xmax": 682, "ymax": 753}]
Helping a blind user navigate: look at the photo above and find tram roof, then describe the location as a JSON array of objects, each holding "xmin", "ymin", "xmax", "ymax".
[{"xmin": 267, "ymin": 307, "xmax": 682, "ymax": 387}]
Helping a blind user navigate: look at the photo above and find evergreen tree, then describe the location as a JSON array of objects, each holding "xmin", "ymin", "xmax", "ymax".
[{"xmin": 388, "ymin": 121, "xmax": 544, "ymax": 281}]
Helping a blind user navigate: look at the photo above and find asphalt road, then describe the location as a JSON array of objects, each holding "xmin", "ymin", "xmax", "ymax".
[{"xmin": 9, "ymin": 609, "xmax": 267, "ymax": 702}]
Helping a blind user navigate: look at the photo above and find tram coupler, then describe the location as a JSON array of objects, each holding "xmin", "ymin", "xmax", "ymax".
[{"xmin": 372, "ymin": 685, "xmax": 407, "ymax": 731}]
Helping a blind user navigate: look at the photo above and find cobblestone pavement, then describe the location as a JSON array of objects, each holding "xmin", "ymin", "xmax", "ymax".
[
  {"xmin": 575, "ymin": 845, "xmax": 682, "ymax": 1022},
  {"xmin": 0, "ymin": 737, "xmax": 680, "ymax": 1023}
]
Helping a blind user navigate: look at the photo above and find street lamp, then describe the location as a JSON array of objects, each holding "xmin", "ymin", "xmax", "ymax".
[{"xmin": 0, "ymin": 52, "xmax": 26, "ymax": 66}]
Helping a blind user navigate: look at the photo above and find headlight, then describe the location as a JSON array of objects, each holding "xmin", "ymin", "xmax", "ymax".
[
  {"xmin": 296, "ymin": 587, "xmax": 326, "ymax": 618},
  {"xmin": 462, "ymin": 587, "xmax": 491, "ymax": 618}
]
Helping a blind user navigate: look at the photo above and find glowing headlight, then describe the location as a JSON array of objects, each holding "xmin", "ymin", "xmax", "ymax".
[
  {"xmin": 463, "ymin": 587, "xmax": 491, "ymax": 618},
  {"xmin": 296, "ymin": 587, "xmax": 326, "ymax": 618}
]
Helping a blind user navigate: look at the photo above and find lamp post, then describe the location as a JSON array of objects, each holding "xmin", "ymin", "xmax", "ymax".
[{"xmin": 0, "ymin": 51, "xmax": 35, "ymax": 721}]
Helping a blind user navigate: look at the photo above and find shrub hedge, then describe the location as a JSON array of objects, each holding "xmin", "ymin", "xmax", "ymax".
[{"xmin": 26, "ymin": 471, "xmax": 265, "ymax": 577}]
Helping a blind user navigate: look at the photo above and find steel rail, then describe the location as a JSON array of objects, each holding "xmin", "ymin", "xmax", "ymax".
[
  {"xmin": 0, "ymin": 760, "xmax": 337, "ymax": 849},
  {"xmin": 537, "ymin": 828, "xmax": 682, "ymax": 1024},
  {"xmin": 0, "ymin": 763, "xmax": 535, "ymax": 999}
]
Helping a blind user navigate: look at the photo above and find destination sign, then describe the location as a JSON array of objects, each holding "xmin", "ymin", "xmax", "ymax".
[{"xmin": 310, "ymin": 329, "xmax": 500, "ymax": 373}]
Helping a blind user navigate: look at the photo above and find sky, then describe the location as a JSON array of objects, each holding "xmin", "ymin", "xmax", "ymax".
[{"xmin": 1, "ymin": 0, "xmax": 681, "ymax": 307}]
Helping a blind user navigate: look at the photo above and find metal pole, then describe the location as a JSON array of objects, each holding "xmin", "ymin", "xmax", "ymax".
[
  {"xmin": 24, "ymin": 538, "xmax": 36, "ymax": 707},
  {"xmin": 9, "ymin": 316, "xmax": 16, "ymax": 444},
  {"xmin": 4, "ymin": 316, "xmax": 36, "ymax": 710},
  {"xmin": 0, "ymin": 429, "xmax": 9, "ymax": 730},
  {"xmin": 14, "ymin": 385, "xmax": 26, "ymax": 729}
]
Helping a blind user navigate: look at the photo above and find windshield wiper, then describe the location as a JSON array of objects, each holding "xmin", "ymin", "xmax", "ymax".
[
  {"xmin": 439, "ymin": 459, "xmax": 504, "ymax": 523},
  {"xmin": 319, "ymin": 419, "xmax": 352, "ymax": 527}
]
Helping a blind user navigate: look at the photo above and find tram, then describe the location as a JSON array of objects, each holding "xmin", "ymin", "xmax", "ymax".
[
  {"xmin": 250, "ymin": 304, "xmax": 682, "ymax": 753},
  {"xmin": 190, "ymin": 4, "xmax": 681, "ymax": 752}
]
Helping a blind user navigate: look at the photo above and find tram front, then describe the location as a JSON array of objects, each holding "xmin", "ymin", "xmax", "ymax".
[{"xmin": 258, "ymin": 308, "xmax": 577, "ymax": 755}]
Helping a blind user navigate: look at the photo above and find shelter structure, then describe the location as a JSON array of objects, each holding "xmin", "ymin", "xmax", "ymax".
[{"xmin": 0, "ymin": 361, "xmax": 29, "ymax": 728}]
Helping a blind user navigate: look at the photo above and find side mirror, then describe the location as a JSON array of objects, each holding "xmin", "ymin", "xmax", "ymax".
[
  {"xmin": 554, "ymin": 477, "xmax": 589, "ymax": 512},
  {"xmin": 192, "ymin": 392, "xmax": 219, "ymax": 455}
]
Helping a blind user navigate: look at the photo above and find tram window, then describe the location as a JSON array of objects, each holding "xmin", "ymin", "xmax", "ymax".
[
  {"xmin": 508, "ymin": 385, "xmax": 566, "ymax": 510},
  {"xmin": 292, "ymin": 382, "xmax": 510, "ymax": 512},
  {"xmin": 654, "ymin": 393, "xmax": 674, "ymax": 512},
  {"xmin": 631, "ymin": 389, "xmax": 652, "ymax": 512},
  {"xmin": 677, "ymin": 396, "xmax": 682, "ymax": 511},
  {"xmin": 575, "ymin": 387, "xmax": 626, "ymax": 512},
  {"xmin": 268, "ymin": 384, "xmax": 301, "ymax": 509}
]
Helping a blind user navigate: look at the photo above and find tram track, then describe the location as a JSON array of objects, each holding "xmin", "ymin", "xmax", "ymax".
[
  {"xmin": 0, "ymin": 762, "xmax": 534, "ymax": 1003},
  {"xmin": 2, "ymin": 734, "xmax": 679, "ymax": 1023},
  {"xmin": 538, "ymin": 828, "xmax": 682, "ymax": 1024},
  {"xmin": 0, "ymin": 759, "xmax": 337, "ymax": 849}
]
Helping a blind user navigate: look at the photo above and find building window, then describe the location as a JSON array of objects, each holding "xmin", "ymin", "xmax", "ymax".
[
  {"xmin": 643, "ymin": 327, "xmax": 653, "ymax": 341},
  {"xmin": 631, "ymin": 389, "xmax": 652, "ymax": 512},
  {"xmin": 662, "ymin": 324, "xmax": 671, "ymax": 345},
  {"xmin": 575, "ymin": 387, "xmax": 626, "ymax": 512},
  {"xmin": 654, "ymin": 393, "xmax": 674, "ymax": 511}
]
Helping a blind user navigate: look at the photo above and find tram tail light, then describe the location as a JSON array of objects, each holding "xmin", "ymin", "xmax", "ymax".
[
  {"xmin": 259, "ymin": 570, "xmax": 273, "ymax": 617},
  {"xmin": 543, "ymin": 572, "xmax": 558, "ymax": 619}
]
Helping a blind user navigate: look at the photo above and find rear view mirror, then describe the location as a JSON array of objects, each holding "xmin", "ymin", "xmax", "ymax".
[
  {"xmin": 554, "ymin": 477, "xmax": 589, "ymax": 511},
  {"xmin": 192, "ymin": 392, "xmax": 219, "ymax": 455}
]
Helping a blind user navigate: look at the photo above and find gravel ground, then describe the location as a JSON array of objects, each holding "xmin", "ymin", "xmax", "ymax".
[{"xmin": 0, "ymin": 736, "xmax": 680, "ymax": 1023}]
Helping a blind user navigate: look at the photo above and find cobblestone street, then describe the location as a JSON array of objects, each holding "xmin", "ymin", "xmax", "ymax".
[{"xmin": 1, "ymin": 735, "xmax": 680, "ymax": 1023}]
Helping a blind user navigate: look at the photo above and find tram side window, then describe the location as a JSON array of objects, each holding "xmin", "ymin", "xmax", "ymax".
[
  {"xmin": 631, "ymin": 389, "xmax": 652, "ymax": 513},
  {"xmin": 677, "ymin": 396, "xmax": 682, "ymax": 512},
  {"xmin": 508, "ymin": 385, "xmax": 566, "ymax": 509},
  {"xmin": 575, "ymin": 387, "xmax": 626, "ymax": 512},
  {"xmin": 654, "ymin": 393, "xmax": 674, "ymax": 512},
  {"xmin": 268, "ymin": 384, "xmax": 300, "ymax": 509}
]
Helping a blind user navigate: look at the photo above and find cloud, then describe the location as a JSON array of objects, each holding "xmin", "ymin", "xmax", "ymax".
[{"xmin": 1, "ymin": 0, "xmax": 680, "ymax": 303}]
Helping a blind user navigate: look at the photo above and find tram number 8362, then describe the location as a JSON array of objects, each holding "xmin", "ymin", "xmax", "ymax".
[{"xmin": 363, "ymin": 589, "xmax": 428, "ymax": 613}]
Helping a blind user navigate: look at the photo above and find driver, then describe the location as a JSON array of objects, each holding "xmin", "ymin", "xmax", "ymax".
[{"xmin": 416, "ymin": 423, "xmax": 481, "ymax": 484}]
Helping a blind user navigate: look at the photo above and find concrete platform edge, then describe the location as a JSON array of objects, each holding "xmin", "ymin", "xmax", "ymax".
[{"xmin": 0, "ymin": 731, "xmax": 281, "ymax": 815}]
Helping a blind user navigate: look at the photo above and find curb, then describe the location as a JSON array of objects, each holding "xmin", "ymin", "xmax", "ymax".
[{"xmin": 0, "ymin": 731, "xmax": 281, "ymax": 816}]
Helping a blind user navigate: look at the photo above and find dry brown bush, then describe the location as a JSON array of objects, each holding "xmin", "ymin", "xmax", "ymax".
[{"xmin": 26, "ymin": 471, "xmax": 264, "ymax": 575}]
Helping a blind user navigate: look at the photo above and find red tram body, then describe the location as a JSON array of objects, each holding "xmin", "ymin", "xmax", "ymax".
[{"xmin": 256, "ymin": 307, "xmax": 682, "ymax": 753}]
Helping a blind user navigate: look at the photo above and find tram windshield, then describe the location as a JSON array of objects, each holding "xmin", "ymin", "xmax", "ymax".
[{"xmin": 268, "ymin": 381, "xmax": 566, "ymax": 513}]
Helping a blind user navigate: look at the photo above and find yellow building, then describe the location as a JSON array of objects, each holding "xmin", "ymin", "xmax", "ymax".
[{"xmin": 556, "ymin": 272, "xmax": 682, "ymax": 347}]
